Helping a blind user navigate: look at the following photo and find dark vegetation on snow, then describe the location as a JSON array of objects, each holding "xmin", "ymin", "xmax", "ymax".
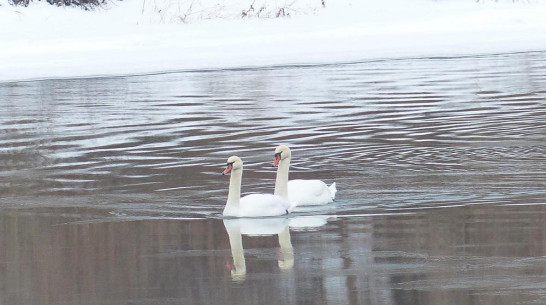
[{"xmin": 10, "ymin": 0, "xmax": 110, "ymax": 10}]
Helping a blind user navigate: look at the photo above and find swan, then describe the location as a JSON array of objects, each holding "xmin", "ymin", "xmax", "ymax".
[
  {"xmin": 273, "ymin": 145, "xmax": 337, "ymax": 206},
  {"xmin": 222, "ymin": 156, "xmax": 292, "ymax": 217}
]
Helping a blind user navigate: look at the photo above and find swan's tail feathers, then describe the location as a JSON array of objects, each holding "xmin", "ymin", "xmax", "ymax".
[{"xmin": 329, "ymin": 182, "xmax": 337, "ymax": 200}]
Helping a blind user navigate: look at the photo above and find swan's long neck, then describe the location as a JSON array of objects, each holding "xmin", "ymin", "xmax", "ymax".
[
  {"xmin": 274, "ymin": 157, "xmax": 290, "ymax": 199},
  {"xmin": 224, "ymin": 169, "xmax": 242, "ymax": 216}
]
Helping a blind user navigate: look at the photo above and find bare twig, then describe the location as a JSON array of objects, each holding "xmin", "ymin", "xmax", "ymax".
[{"xmin": 242, "ymin": 0, "xmax": 256, "ymax": 18}]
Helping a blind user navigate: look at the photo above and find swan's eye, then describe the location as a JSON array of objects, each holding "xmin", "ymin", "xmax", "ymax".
[{"xmin": 274, "ymin": 153, "xmax": 281, "ymax": 158}]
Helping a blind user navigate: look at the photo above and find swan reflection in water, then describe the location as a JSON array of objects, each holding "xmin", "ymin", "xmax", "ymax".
[
  {"xmin": 223, "ymin": 215, "xmax": 330, "ymax": 282},
  {"xmin": 223, "ymin": 217, "xmax": 293, "ymax": 282}
]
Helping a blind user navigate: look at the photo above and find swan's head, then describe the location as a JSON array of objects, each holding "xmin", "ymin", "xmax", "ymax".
[
  {"xmin": 222, "ymin": 156, "xmax": 243, "ymax": 175},
  {"xmin": 273, "ymin": 145, "xmax": 291, "ymax": 167}
]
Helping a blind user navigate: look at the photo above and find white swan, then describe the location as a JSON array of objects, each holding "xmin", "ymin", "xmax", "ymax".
[
  {"xmin": 273, "ymin": 145, "xmax": 337, "ymax": 206},
  {"xmin": 222, "ymin": 156, "xmax": 292, "ymax": 217}
]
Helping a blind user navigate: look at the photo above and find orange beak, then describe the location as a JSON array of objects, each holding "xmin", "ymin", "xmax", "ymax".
[
  {"xmin": 272, "ymin": 154, "xmax": 281, "ymax": 167},
  {"xmin": 222, "ymin": 163, "xmax": 233, "ymax": 175}
]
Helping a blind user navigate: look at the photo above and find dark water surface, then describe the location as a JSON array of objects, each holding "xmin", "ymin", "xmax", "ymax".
[{"xmin": 1, "ymin": 51, "xmax": 546, "ymax": 304}]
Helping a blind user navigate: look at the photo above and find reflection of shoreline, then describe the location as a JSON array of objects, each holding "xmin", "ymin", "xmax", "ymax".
[{"xmin": 3, "ymin": 205, "xmax": 546, "ymax": 304}]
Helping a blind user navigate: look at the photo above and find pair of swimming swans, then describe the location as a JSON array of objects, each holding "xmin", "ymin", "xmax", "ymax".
[{"xmin": 222, "ymin": 145, "xmax": 337, "ymax": 217}]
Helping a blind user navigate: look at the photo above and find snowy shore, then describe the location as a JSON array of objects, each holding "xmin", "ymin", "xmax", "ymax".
[{"xmin": 1, "ymin": 0, "xmax": 546, "ymax": 83}]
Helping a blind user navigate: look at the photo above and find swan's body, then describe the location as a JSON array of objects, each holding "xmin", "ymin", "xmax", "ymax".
[
  {"xmin": 223, "ymin": 156, "xmax": 291, "ymax": 217},
  {"xmin": 225, "ymin": 193, "xmax": 290, "ymax": 217},
  {"xmin": 287, "ymin": 179, "xmax": 337, "ymax": 206},
  {"xmin": 273, "ymin": 145, "xmax": 337, "ymax": 206}
]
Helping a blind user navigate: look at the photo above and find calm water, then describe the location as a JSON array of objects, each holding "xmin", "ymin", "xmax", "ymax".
[{"xmin": 1, "ymin": 51, "xmax": 546, "ymax": 304}]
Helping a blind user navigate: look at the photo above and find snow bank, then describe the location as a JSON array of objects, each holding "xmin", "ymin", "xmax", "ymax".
[{"xmin": 1, "ymin": 0, "xmax": 546, "ymax": 83}]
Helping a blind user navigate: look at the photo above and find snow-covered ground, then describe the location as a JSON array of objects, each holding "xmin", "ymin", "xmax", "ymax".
[{"xmin": 1, "ymin": 0, "xmax": 546, "ymax": 83}]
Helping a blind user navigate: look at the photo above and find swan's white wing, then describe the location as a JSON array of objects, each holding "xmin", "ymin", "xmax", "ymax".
[
  {"xmin": 287, "ymin": 179, "xmax": 335, "ymax": 205},
  {"xmin": 238, "ymin": 194, "xmax": 290, "ymax": 217}
]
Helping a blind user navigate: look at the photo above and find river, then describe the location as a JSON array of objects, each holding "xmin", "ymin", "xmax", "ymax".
[{"xmin": 1, "ymin": 51, "xmax": 545, "ymax": 304}]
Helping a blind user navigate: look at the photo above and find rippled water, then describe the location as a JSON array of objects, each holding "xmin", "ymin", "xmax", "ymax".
[{"xmin": 1, "ymin": 51, "xmax": 546, "ymax": 304}]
